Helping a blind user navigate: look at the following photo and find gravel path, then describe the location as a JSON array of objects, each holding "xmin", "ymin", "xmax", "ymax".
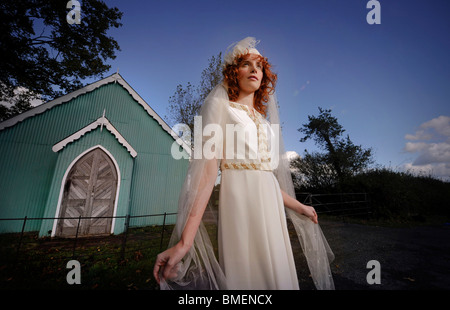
[{"xmin": 291, "ymin": 219, "xmax": 450, "ymax": 290}]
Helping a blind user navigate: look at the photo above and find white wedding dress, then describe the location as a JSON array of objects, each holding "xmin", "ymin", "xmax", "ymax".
[
  {"xmin": 161, "ymin": 83, "xmax": 334, "ymax": 291},
  {"xmin": 217, "ymin": 101, "xmax": 299, "ymax": 290}
]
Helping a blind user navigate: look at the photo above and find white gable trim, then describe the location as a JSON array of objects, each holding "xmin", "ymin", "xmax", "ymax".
[
  {"xmin": 0, "ymin": 73, "xmax": 191, "ymax": 157},
  {"xmin": 52, "ymin": 116, "xmax": 137, "ymax": 158}
]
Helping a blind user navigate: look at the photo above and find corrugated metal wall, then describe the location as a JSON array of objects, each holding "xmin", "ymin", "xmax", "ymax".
[
  {"xmin": 37, "ymin": 128, "xmax": 135, "ymax": 237},
  {"xmin": 0, "ymin": 81, "xmax": 189, "ymax": 234}
]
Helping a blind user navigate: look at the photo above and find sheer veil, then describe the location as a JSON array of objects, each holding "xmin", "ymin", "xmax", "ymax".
[
  {"xmin": 268, "ymin": 91, "xmax": 335, "ymax": 290},
  {"xmin": 160, "ymin": 37, "xmax": 334, "ymax": 290}
]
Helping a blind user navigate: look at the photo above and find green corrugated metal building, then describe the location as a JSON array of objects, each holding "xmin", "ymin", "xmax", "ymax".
[{"xmin": 0, "ymin": 73, "xmax": 190, "ymax": 237}]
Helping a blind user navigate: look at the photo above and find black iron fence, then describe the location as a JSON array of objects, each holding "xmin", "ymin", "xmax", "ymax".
[
  {"xmin": 296, "ymin": 192, "xmax": 371, "ymax": 218},
  {"xmin": 1, "ymin": 193, "xmax": 370, "ymax": 265},
  {"xmin": 0, "ymin": 194, "xmax": 371, "ymax": 289},
  {"xmin": 0, "ymin": 212, "xmax": 177, "ymax": 265}
]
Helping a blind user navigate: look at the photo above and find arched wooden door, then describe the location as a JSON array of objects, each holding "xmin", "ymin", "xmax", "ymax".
[{"xmin": 56, "ymin": 148, "xmax": 118, "ymax": 237}]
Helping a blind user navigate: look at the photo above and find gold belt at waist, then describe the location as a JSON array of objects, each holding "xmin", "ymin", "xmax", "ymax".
[{"xmin": 221, "ymin": 161, "xmax": 273, "ymax": 171}]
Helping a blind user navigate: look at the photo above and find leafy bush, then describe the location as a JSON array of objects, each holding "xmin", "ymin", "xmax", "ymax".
[{"xmin": 295, "ymin": 167, "xmax": 450, "ymax": 221}]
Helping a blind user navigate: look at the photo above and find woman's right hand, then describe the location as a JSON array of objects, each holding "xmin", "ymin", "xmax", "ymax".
[{"xmin": 153, "ymin": 241, "xmax": 191, "ymax": 285}]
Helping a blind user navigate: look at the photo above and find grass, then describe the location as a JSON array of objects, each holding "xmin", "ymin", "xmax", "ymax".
[{"xmin": 0, "ymin": 225, "xmax": 173, "ymax": 290}]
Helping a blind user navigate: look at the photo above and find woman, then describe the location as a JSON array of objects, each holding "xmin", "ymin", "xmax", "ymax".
[{"xmin": 153, "ymin": 37, "xmax": 334, "ymax": 290}]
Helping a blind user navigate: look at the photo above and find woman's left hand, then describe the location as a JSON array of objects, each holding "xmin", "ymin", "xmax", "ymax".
[
  {"xmin": 297, "ymin": 203, "xmax": 318, "ymax": 224},
  {"xmin": 280, "ymin": 189, "xmax": 318, "ymax": 223}
]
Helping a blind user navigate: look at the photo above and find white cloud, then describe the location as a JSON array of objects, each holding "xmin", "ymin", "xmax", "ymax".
[
  {"xmin": 286, "ymin": 151, "xmax": 301, "ymax": 161},
  {"xmin": 421, "ymin": 115, "xmax": 450, "ymax": 137},
  {"xmin": 402, "ymin": 163, "xmax": 450, "ymax": 181},
  {"xmin": 404, "ymin": 141, "xmax": 429, "ymax": 152},
  {"xmin": 0, "ymin": 86, "xmax": 43, "ymax": 108},
  {"xmin": 404, "ymin": 130, "xmax": 432, "ymax": 141},
  {"xmin": 403, "ymin": 115, "xmax": 450, "ymax": 181}
]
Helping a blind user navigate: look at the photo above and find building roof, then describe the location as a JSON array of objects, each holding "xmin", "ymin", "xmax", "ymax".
[{"xmin": 0, "ymin": 73, "xmax": 191, "ymax": 156}]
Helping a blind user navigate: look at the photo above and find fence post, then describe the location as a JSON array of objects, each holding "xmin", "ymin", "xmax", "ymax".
[
  {"xmin": 159, "ymin": 212, "xmax": 167, "ymax": 251},
  {"xmin": 120, "ymin": 214, "xmax": 131, "ymax": 261},
  {"xmin": 16, "ymin": 216, "xmax": 27, "ymax": 261},
  {"xmin": 340, "ymin": 193, "xmax": 346, "ymax": 221},
  {"xmin": 365, "ymin": 193, "xmax": 371, "ymax": 218},
  {"xmin": 72, "ymin": 216, "xmax": 81, "ymax": 259}
]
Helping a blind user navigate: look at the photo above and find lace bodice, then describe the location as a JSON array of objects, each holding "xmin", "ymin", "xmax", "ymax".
[{"xmin": 220, "ymin": 101, "xmax": 277, "ymax": 171}]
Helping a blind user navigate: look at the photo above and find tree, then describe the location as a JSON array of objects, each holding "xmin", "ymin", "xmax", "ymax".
[
  {"xmin": 167, "ymin": 82, "xmax": 201, "ymax": 139},
  {"xmin": 0, "ymin": 0, "xmax": 123, "ymax": 121},
  {"xmin": 198, "ymin": 52, "xmax": 223, "ymax": 103},
  {"xmin": 290, "ymin": 151, "xmax": 338, "ymax": 191},
  {"xmin": 295, "ymin": 107, "xmax": 374, "ymax": 189},
  {"xmin": 166, "ymin": 53, "xmax": 223, "ymax": 146}
]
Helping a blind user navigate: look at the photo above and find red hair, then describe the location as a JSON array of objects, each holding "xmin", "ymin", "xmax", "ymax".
[{"xmin": 222, "ymin": 53, "xmax": 277, "ymax": 117}]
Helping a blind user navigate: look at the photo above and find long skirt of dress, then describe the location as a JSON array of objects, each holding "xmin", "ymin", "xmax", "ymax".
[{"xmin": 218, "ymin": 169, "xmax": 300, "ymax": 290}]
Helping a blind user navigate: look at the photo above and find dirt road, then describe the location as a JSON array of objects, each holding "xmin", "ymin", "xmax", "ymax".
[{"xmin": 291, "ymin": 219, "xmax": 450, "ymax": 290}]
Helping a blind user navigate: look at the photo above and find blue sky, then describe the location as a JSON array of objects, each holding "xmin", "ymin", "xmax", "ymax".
[{"xmin": 95, "ymin": 0, "xmax": 449, "ymax": 180}]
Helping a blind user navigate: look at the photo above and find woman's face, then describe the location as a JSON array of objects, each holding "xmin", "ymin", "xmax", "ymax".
[{"xmin": 237, "ymin": 54, "xmax": 264, "ymax": 94}]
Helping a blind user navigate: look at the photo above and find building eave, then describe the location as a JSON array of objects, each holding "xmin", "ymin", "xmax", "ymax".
[
  {"xmin": 52, "ymin": 115, "xmax": 137, "ymax": 158},
  {"xmin": 0, "ymin": 73, "xmax": 191, "ymax": 157}
]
